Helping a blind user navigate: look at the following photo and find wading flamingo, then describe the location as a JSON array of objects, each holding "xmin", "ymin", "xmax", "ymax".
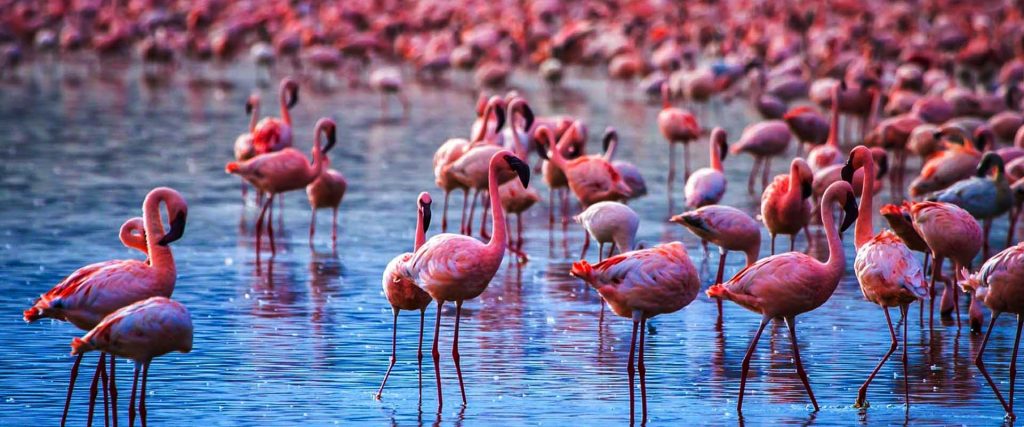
[
  {"xmin": 24, "ymin": 187, "xmax": 187, "ymax": 427},
  {"xmin": 843, "ymin": 146, "xmax": 928, "ymax": 409},
  {"xmin": 911, "ymin": 201, "xmax": 983, "ymax": 330},
  {"xmin": 708, "ymin": 180, "xmax": 859, "ymax": 413},
  {"xmin": 227, "ymin": 118, "xmax": 335, "ymax": 257},
  {"xmin": 761, "ymin": 158, "xmax": 813, "ymax": 254},
  {"xmin": 575, "ymin": 201, "xmax": 639, "ymax": 261},
  {"xmin": 928, "ymin": 153, "xmax": 1012, "ymax": 259},
  {"xmin": 602, "ymin": 128, "xmax": 647, "ymax": 200},
  {"xmin": 376, "ymin": 192, "xmax": 434, "ymax": 400},
  {"xmin": 684, "ymin": 127, "xmax": 728, "ymax": 209},
  {"xmin": 732, "ymin": 120, "xmax": 793, "ymax": 194},
  {"xmin": 570, "ymin": 242, "xmax": 700, "ymax": 424},
  {"xmin": 252, "ymin": 77, "xmax": 299, "ymax": 154},
  {"xmin": 233, "ymin": 93, "xmax": 260, "ymax": 200},
  {"xmin": 409, "ymin": 150, "xmax": 530, "ymax": 409},
  {"xmin": 536, "ymin": 124, "xmax": 632, "ymax": 208},
  {"xmin": 806, "ymin": 81, "xmax": 843, "ymax": 172},
  {"xmin": 306, "ymin": 156, "xmax": 347, "ymax": 248},
  {"xmin": 448, "ymin": 98, "xmax": 514, "ymax": 237},
  {"xmin": 909, "ymin": 127, "xmax": 983, "ymax": 197},
  {"xmin": 499, "ymin": 170, "xmax": 540, "ymax": 260},
  {"xmin": 71, "ymin": 297, "xmax": 193, "ymax": 427},
  {"xmin": 671, "ymin": 205, "xmax": 760, "ymax": 324},
  {"xmin": 369, "ymin": 67, "xmax": 409, "ymax": 117},
  {"xmin": 658, "ymin": 82, "xmax": 701, "ymax": 211}
]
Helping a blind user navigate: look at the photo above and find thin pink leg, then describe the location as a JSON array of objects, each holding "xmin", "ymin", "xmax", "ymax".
[
  {"xmin": 855, "ymin": 306, "xmax": 897, "ymax": 407},
  {"xmin": 786, "ymin": 316, "xmax": 820, "ymax": 411},
  {"xmin": 87, "ymin": 353, "xmax": 105, "ymax": 427},
  {"xmin": 61, "ymin": 353, "xmax": 84, "ymax": 427},
  {"xmin": 738, "ymin": 316, "xmax": 770, "ymax": 413},
  {"xmin": 308, "ymin": 208, "xmax": 316, "ymax": 248},
  {"xmin": 442, "ymin": 191, "xmax": 450, "ymax": 233},
  {"xmin": 331, "ymin": 207, "xmax": 338, "ymax": 247},
  {"xmin": 267, "ymin": 195, "xmax": 277, "ymax": 257},
  {"xmin": 255, "ymin": 194, "xmax": 272, "ymax": 261},
  {"xmin": 976, "ymin": 312, "xmax": 1012, "ymax": 415},
  {"xmin": 667, "ymin": 143, "xmax": 676, "ymax": 214},
  {"xmin": 466, "ymin": 190, "xmax": 479, "ymax": 236},
  {"xmin": 453, "ymin": 300, "xmax": 467, "ymax": 406},
  {"xmin": 460, "ymin": 189, "xmax": 469, "ymax": 234},
  {"xmin": 714, "ymin": 250, "xmax": 727, "ymax": 324},
  {"xmin": 432, "ymin": 300, "xmax": 444, "ymax": 410},
  {"xmin": 627, "ymin": 311, "xmax": 640, "ymax": 424},
  {"xmin": 418, "ymin": 308, "xmax": 426, "ymax": 396},
  {"xmin": 128, "ymin": 362, "xmax": 140, "ymax": 427},
  {"xmin": 109, "ymin": 356, "xmax": 117, "ymax": 427},
  {"xmin": 375, "ymin": 308, "xmax": 400, "ymax": 400},
  {"xmin": 139, "ymin": 362, "xmax": 149, "ymax": 427},
  {"xmin": 638, "ymin": 315, "xmax": 648, "ymax": 424}
]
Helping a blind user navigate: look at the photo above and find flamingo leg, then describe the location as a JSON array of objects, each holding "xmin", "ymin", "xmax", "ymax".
[
  {"xmin": 453, "ymin": 300, "xmax": 467, "ymax": 406},
  {"xmin": 628, "ymin": 311, "xmax": 640, "ymax": 424},
  {"xmin": 668, "ymin": 143, "xmax": 676, "ymax": 214},
  {"xmin": 762, "ymin": 156, "xmax": 772, "ymax": 191},
  {"xmin": 139, "ymin": 362, "xmax": 149, "ymax": 427},
  {"xmin": 255, "ymin": 194, "xmax": 272, "ymax": 260},
  {"xmin": 738, "ymin": 316, "xmax": 770, "ymax": 413},
  {"xmin": 976, "ymin": 312, "xmax": 1013, "ymax": 415},
  {"xmin": 61, "ymin": 353, "xmax": 84, "ymax": 427},
  {"xmin": 109, "ymin": 355, "xmax": 117, "ymax": 427},
  {"xmin": 87, "ymin": 353, "xmax": 105, "ymax": 427},
  {"xmin": 480, "ymin": 194, "xmax": 491, "ymax": 240},
  {"xmin": 466, "ymin": 190, "xmax": 479, "ymax": 236},
  {"xmin": 561, "ymin": 189, "xmax": 570, "ymax": 226},
  {"xmin": 638, "ymin": 315, "xmax": 648, "ymax": 424},
  {"xmin": 128, "ymin": 362, "xmax": 139, "ymax": 427},
  {"xmin": 770, "ymin": 233, "xmax": 777, "ymax": 255},
  {"xmin": 786, "ymin": 316, "xmax": 819, "ymax": 411},
  {"xmin": 921, "ymin": 253, "xmax": 930, "ymax": 325},
  {"xmin": 953, "ymin": 262, "xmax": 962, "ymax": 329},
  {"xmin": 267, "ymin": 195, "xmax": 276, "ymax": 257},
  {"xmin": 901, "ymin": 304, "xmax": 910, "ymax": 409},
  {"xmin": 983, "ymin": 218, "xmax": 992, "ymax": 260},
  {"xmin": 790, "ymin": 234, "xmax": 796, "ymax": 253},
  {"xmin": 418, "ymin": 308, "xmax": 426, "ymax": 396},
  {"xmin": 432, "ymin": 300, "xmax": 444, "ymax": 410},
  {"xmin": 331, "ymin": 207, "xmax": 338, "ymax": 247},
  {"xmin": 460, "ymin": 189, "xmax": 469, "ymax": 234},
  {"xmin": 1010, "ymin": 314, "xmax": 1023, "ymax": 414},
  {"xmin": 715, "ymin": 250, "xmax": 727, "ymax": 324},
  {"xmin": 683, "ymin": 141, "xmax": 691, "ymax": 181},
  {"xmin": 747, "ymin": 157, "xmax": 761, "ymax": 194},
  {"xmin": 855, "ymin": 306, "xmax": 897, "ymax": 408},
  {"xmin": 100, "ymin": 353, "xmax": 109, "ymax": 427},
  {"xmin": 516, "ymin": 213, "xmax": 524, "ymax": 251},
  {"xmin": 580, "ymin": 230, "xmax": 590, "ymax": 260},
  {"xmin": 548, "ymin": 187, "xmax": 554, "ymax": 228},
  {"xmin": 442, "ymin": 191, "xmax": 450, "ymax": 233},
  {"xmin": 308, "ymin": 208, "xmax": 316, "ymax": 247},
  {"xmin": 375, "ymin": 308, "xmax": 400, "ymax": 400},
  {"xmin": 1009, "ymin": 203, "xmax": 1021, "ymax": 248}
]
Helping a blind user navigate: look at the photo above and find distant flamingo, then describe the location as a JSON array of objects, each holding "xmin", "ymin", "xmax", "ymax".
[
  {"xmin": 252, "ymin": 77, "xmax": 299, "ymax": 154},
  {"xmin": 369, "ymin": 67, "xmax": 409, "ymax": 117},
  {"xmin": 670, "ymin": 205, "xmax": 760, "ymax": 323},
  {"xmin": 233, "ymin": 93, "xmax": 260, "ymax": 199},
  {"xmin": 961, "ymin": 243, "xmax": 1024, "ymax": 418},
  {"xmin": 909, "ymin": 127, "xmax": 983, "ymax": 197},
  {"xmin": 761, "ymin": 158, "xmax": 813, "ymax": 254},
  {"xmin": 227, "ymin": 118, "xmax": 335, "ymax": 257},
  {"xmin": 409, "ymin": 150, "xmax": 530, "ymax": 409},
  {"xmin": 658, "ymin": 82, "xmax": 701, "ymax": 211},
  {"xmin": 732, "ymin": 120, "xmax": 793, "ymax": 193},
  {"xmin": 449, "ymin": 98, "xmax": 518, "ymax": 237},
  {"xmin": 71, "ymin": 297, "xmax": 193, "ymax": 427},
  {"xmin": 376, "ymin": 192, "xmax": 434, "ymax": 400},
  {"xmin": 306, "ymin": 157, "xmax": 347, "ymax": 247},
  {"xmin": 537, "ymin": 124, "xmax": 632, "ymax": 208},
  {"xmin": 911, "ymin": 201, "xmax": 983, "ymax": 330},
  {"xmin": 783, "ymin": 106, "xmax": 828, "ymax": 156},
  {"xmin": 843, "ymin": 146, "xmax": 927, "ymax": 409},
  {"xmin": 806, "ymin": 82, "xmax": 843, "ymax": 172},
  {"xmin": 708, "ymin": 180, "xmax": 859, "ymax": 413},
  {"xmin": 24, "ymin": 187, "xmax": 187, "ymax": 427},
  {"xmin": 571, "ymin": 242, "xmax": 700, "ymax": 424},
  {"xmin": 535, "ymin": 119, "xmax": 583, "ymax": 226},
  {"xmin": 684, "ymin": 127, "xmax": 728, "ymax": 209}
]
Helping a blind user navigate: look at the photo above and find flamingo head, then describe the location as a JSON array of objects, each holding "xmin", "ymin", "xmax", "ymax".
[
  {"xmin": 245, "ymin": 93, "xmax": 259, "ymax": 115},
  {"xmin": 976, "ymin": 152, "xmax": 1004, "ymax": 178},
  {"xmin": 711, "ymin": 127, "xmax": 728, "ymax": 161},
  {"xmin": 225, "ymin": 161, "xmax": 240, "ymax": 174},
  {"xmin": 282, "ymin": 77, "xmax": 299, "ymax": 108},
  {"xmin": 418, "ymin": 192, "xmax": 432, "ymax": 232},
  {"xmin": 602, "ymin": 127, "xmax": 618, "ymax": 153},
  {"xmin": 157, "ymin": 205, "xmax": 188, "ymax": 246},
  {"xmin": 503, "ymin": 153, "xmax": 531, "ymax": 188}
]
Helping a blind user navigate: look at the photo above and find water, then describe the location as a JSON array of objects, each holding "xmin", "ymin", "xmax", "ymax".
[{"xmin": 0, "ymin": 62, "xmax": 1018, "ymax": 426}]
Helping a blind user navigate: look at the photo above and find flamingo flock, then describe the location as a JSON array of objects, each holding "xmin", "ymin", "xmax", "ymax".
[{"xmin": 13, "ymin": 0, "xmax": 1024, "ymax": 424}]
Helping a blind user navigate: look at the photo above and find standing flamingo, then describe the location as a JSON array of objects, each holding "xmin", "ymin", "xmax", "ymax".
[
  {"xmin": 843, "ymin": 146, "xmax": 928, "ymax": 409},
  {"xmin": 70, "ymin": 296, "xmax": 193, "ymax": 427},
  {"xmin": 928, "ymin": 153, "xmax": 1012, "ymax": 259},
  {"xmin": 575, "ymin": 201, "xmax": 639, "ymax": 261},
  {"xmin": 683, "ymin": 127, "xmax": 728, "ymax": 209},
  {"xmin": 806, "ymin": 81, "xmax": 843, "ymax": 172},
  {"xmin": 570, "ymin": 242, "xmax": 700, "ymax": 424},
  {"xmin": 536, "ymin": 124, "xmax": 632, "ymax": 208},
  {"xmin": 602, "ymin": 128, "xmax": 648, "ymax": 200},
  {"xmin": 409, "ymin": 150, "xmax": 530, "ymax": 409},
  {"xmin": 731, "ymin": 120, "xmax": 794, "ymax": 194},
  {"xmin": 761, "ymin": 158, "xmax": 813, "ymax": 254},
  {"xmin": 962, "ymin": 243, "xmax": 1024, "ymax": 418},
  {"xmin": 708, "ymin": 180, "xmax": 859, "ymax": 413},
  {"xmin": 911, "ymin": 201, "xmax": 983, "ymax": 330},
  {"xmin": 658, "ymin": 82, "xmax": 701, "ymax": 212},
  {"xmin": 369, "ymin": 67, "xmax": 409, "ymax": 117},
  {"xmin": 447, "ymin": 98, "xmax": 512, "ymax": 236},
  {"xmin": 233, "ymin": 93, "xmax": 260, "ymax": 200},
  {"xmin": 23, "ymin": 187, "xmax": 187, "ymax": 427},
  {"xmin": 376, "ymin": 192, "xmax": 434, "ymax": 400},
  {"xmin": 252, "ymin": 77, "xmax": 299, "ymax": 154},
  {"xmin": 306, "ymin": 156, "xmax": 347, "ymax": 248},
  {"xmin": 227, "ymin": 118, "xmax": 335, "ymax": 257}
]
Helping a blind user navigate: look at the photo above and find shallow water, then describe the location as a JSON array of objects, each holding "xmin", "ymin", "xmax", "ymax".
[{"xmin": 0, "ymin": 62, "xmax": 1020, "ymax": 426}]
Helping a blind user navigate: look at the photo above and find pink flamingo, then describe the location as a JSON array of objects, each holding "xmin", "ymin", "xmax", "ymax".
[
  {"xmin": 962, "ymin": 243, "xmax": 1024, "ymax": 419},
  {"xmin": 306, "ymin": 157, "xmax": 347, "ymax": 248},
  {"xmin": 24, "ymin": 187, "xmax": 187, "ymax": 427},
  {"xmin": 708, "ymin": 180, "xmax": 859, "ymax": 413},
  {"xmin": 844, "ymin": 146, "xmax": 928, "ymax": 409},
  {"xmin": 536, "ymin": 124, "xmax": 632, "ymax": 208},
  {"xmin": 570, "ymin": 242, "xmax": 700, "ymax": 424},
  {"xmin": 731, "ymin": 120, "xmax": 793, "ymax": 194},
  {"xmin": 761, "ymin": 157, "xmax": 813, "ymax": 254},
  {"xmin": 806, "ymin": 81, "xmax": 843, "ymax": 172},
  {"xmin": 683, "ymin": 127, "xmax": 728, "ymax": 209},
  {"xmin": 670, "ymin": 205, "xmax": 760, "ymax": 324},
  {"xmin": 376, "ymin": 192, "xmax": 434, "ymax": 400},
  {"xmin": 909, "ymin": 128, "xmax": 983, "ymax": 197},
  {"xmin": 71, "ymin": 297, "xmax": 193, "ymax": 427},
  {"xmin": 911, "ymin": 201, "xmax": 983, "ymax": 330},
  {"xmin": 119, "ymin": 217, "xmax": 148, "ymax": 259},
  {"xmin": 227, "ymin": 118, "xmax": 335, "ymax": 257},
  {"xmin": 409, "ymin": 150, "xmax": 530, "ymax": 409},
  {"xmin": 783, "ymin": 106, "xmax": 828, "ymax": 156},
  {"xmin": 252, "ymin": 77, "xmax": 299, "ymax": 154},
  {"xmin": 233, "ymin": 93, "xmax": 260, "ymax": 199},
  {"xmin": 658, "ymin": 82, "xmax": 701, "ymax": 211},
  {"xmin": 499, "ymin": 169, "xmax": 540, "ymax": 260}
]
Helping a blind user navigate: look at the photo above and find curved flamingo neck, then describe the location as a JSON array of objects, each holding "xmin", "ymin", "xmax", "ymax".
[
  {"xmin": 142, "ymin": 191, "xmax": 174, "ymax": 272},
  {"xmin": 485, "ymin": 156, "xmax": 508, "ymax": 252},
  {"xmin": 119, "ymin": 218, "xmax": 148, "ymax": 257},
  {"xmin": 786, "ymin": 163, "xmax": 803, "ymax": 201},
  {"xmin": 414, "ymin": 205, "xmax": 426, "ymax": 250},
  {"xmin": 854, "ymin": 150, "xmax": 876, "ymax": 249},
  {"xmin": 603, "ymin": 135, "xmax": 619, "ymax": 161},
  {"xmin": 248, "ymin": 99, "xmax": 260, "ymax": 133},
  {"xmin": 820, "ymin": 186, "xmax": 846, "ymax": 277},
  {"xmin": 661, "ymin": 83, "xmax": 671, "ymax": 109},
  {"xmin": 307, "ymin": 124, "xmax": 327, "ymax": 182},
  {"xmin": 826, "ymin": 87, "xmax": 840, "ymax": 147},
  {"xmin": 548, "ymin": 129, "xmax": 571, "ymax": 170},
  {"xmin": 866, "ymin": 89, "xmax": 881, "ymax": 129},
  {"xmin": 473, "ymin": 103, "xmax": 494, "ymax": 143},
  {"xmin": 710, "ymin": 137, "xmax": 723, "ymax": 171},
  {"xmin": 279, "ymin": 85, "xmax": 291, "ymax": 126}
]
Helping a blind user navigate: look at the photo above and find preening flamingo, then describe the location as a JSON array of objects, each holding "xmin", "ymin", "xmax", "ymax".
[
  {"xmin": 24, "ymin": 187, "xmax": 187, "ymax": 427},
  {"xmin": 570, "ymin": 242, "xmax": 700, "ymax": 424},
  {"xmin": 928, "ymin": 153, "xmax": 1012, "ymax": 259},
  {"xmin": 708, "ymin": 180, "xmax": 859, "ymax": 413},
  {"xmin": 306, "ymin": 156, "xmax": 347, "ymax": 247},
  {"xmin": 670, "ymin": 205, "xmax": 760, "ymax": 324},
  {"xmin": 376, "ymin": 192, "xmax": 434, "ymax": 400},
  {"xmin": 71, "ymin": 296, "xmax": 193, "ymax": 427},
  {"xmin": 761, "ymin": 157, "xmax": 813, "ymax": 254},
  {"xmin": 536, "ymin": 124, "xmax": 632, "ymax": 208},
  {"xmin": 911, "ymin": 201, "xmax": 983, "ymax": 330},
  {"xmin": 408, "ymin": 150, "xmax": 530, "ymax": 409},
  {"xmin": 252, "ymin": 77, "xmax": 299, "ymax": 154},
  {"xmin": 843, "ymin": 146, "xmax": 928, "ymax": 409},
  {"xmin": 227, "ymin": 118, "xmax": 336, "ymax": 257},
  {"xmin": 120, "ymin": 217, "xmax": 149, "ymax": 259},
  {"xmin": 658, "ymin": 82, "xmax": 701, "ymax": 211},
  {"xmin": 602, "ymin": 128, "xmax": 648, "ymax": 200},
  {"xmin": 575, "ymin": 201, "xmax": 638, "ymax": 261},
  {"xmin": 683, "ymin": 127, "xmax": 728, "ymax": 209},
  {"xmin": 535, "ymin": 119, "xmax": 583, "ymax": 226},
  {"xmin": 962, "ymin": 243, "xmax": 1024, "ymax": 419},
  {"xmin": 731, "ymin": 120, "xmax": 793, "ymax": 194}
]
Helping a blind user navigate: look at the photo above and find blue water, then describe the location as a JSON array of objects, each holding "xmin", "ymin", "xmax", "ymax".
[{"xmin": 0, "ymin": 61, "xmax": 1019, "ymax": 426}]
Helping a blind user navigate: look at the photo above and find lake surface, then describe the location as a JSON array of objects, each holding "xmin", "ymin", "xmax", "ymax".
[{"xmin": 0, "ymin": 61, "xmax": 1019, "ymax": 426}]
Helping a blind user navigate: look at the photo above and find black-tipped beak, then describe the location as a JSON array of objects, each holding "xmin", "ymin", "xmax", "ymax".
[
  {"xmin": 534, "ymin": 137, "xmax": 550, "ymax": 160},
  {"xmin": 839, "ymin": 80, "xmax": 848, "ymax": 91},
  {"xmin": 717, "ymin": 137, "xmax": 729, "ymax": 162},
  {"xmin": 421, "ymin": 201, "xmax": 432, "ymax": 232},
  {"xmin": 494, "ymin": 104, "xmax": 506, "ymax": 133},
  {"xmin": 841, "ymin": 159, "xmax": 855, "ymax": 184},
  {"xmin": 245, "ymin": 100, "xmax": 254, "ymax": 115},
  {"xmin": 602, "ymin": 128, "xmax": 617, "ymax": 153},
  {"xmin": 504, "ymin": 154, "xmax": 530, "ymax": 188},
  {"xmin": 323, "ymin": 124, "xmax": 337, "ymax": 154},
  {"xmin": 840, "ymin": 196, "xmax": 859, "ymax": 233},
  {"xmin": 157, "ymin": 211, "xmax": 187, "ymax": 246},
  {"xmin": 876, "ymin": 154, "xmax": 889, "ymax": 179},
  {"xmin": 287, "ymin": 84, "xmax": 299, "ymax": 109},
  {"xmin": 521, "ymin": 104, "xmax": 534, "ymax": 132},
  {"xmin": 801, "ymin": 180, "xmax": 813, "ymax": 199}
]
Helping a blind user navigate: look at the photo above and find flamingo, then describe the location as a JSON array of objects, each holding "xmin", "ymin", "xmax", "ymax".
[
  {"xmin": 909, "ymin": 127, "xmax": 983, "ymax": 197},
  {"xmin": 575, "ymin": 201, "xmax": 639, "ymax": 261},
  {"xmin": 119, "ymin": 217, "xmax": 149, "ymax": 259},
  {"xmin": 233, "ymin": 93, "xmax": 260, "ymax": 200},
  {"xmin": 23, "ymin": 187, "xmax": 187, "ymax": 427},
  {"xmin": 961, "ymin": 243, "xmax": 1024, "ymax": 419},
  {"xmin": 376, "ymin": 192, "xmax": 434, "ymax": 400},
  {"xmin": 683, "ymin": 127, "xmax": 728, "ymax": 209},
  {"xmin": 911, "ymin": 201, "xmax": 983, "ymax": 330},
  {"xmin": 928, "ymin": 153, "xmax": 1012, "ymax": 259},
  {"xmin": 670, "ymin": 205, "xmax": 760, "ymax": 324},
  {"xmin": 570, "ymin": 242, "xmax": 700, "ymax": 424},
  {"xmin": 783, "ymin": 106, "xmax": 828, "ymax": 156},
  {"xmin": 536, "ymin": 124, "xmax": 632, "ymax": 208},
  {"xmin": 658, "ymin": 82, "xmax": 701, "ymax": 211},
  {"xmin": 408, "ymin": 150, "xmax": 530, "ymax": 409},
  {"xmin": 70, "ymin": 296, "xmax": 193, "ymax": 427},
  {"xmin": 843, "ymin": 146, "xmax": 928, "ymax": 409},
  {"xmin": 806, "ymin": 81, "xmax": 843, "ymax": 172},
  {"xmin": 812, "ymin": 147, "xmax": 887, "ymax": 201},
  {"xmin": 498, "ymin": 171, "xmax": 540, "ymax": 260},
  {"xmin": 731, "ymin": 120, "xmax": 794, "ymax": 194},
  {"xmin": 761, "ymin": 157, "xmax": 813, "ymax": 254},
  {"xmin": 602, "ymin": 128, "xmax": 648, "ymax": 200},
  {"xmin": 306, "ymin": 156, "xmax": 348, "ymax": 248},
  {"xmin": 708, "ymin": 180, "xmax": 859, "ymax": 413},
  {"xmin": 252, "ymin": 77, "xmax": 299, "ymax": 155},
  {"xmin": 227, "ymin": 118, "xmax": 336, "ymax": 257},
  {"xmin": 368, "ymin": 67, "xmax": 409, "ymax": 117}
]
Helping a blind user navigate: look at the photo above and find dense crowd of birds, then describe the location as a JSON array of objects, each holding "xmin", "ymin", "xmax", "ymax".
[{"xmin": 12, "ymin": 0, "xmax": 1024, "ymax": 425}]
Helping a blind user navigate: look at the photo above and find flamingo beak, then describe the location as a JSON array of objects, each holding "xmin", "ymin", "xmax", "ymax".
[
  {"xmin": 876, "ymin": 154, "xmax": 889, "ymax": 179},
  {"xmin": 494, "ymin": 104, "xmax": 506, "ymax": 133},
  {"xmin": 841, "ymin": 159, "xmax": 855, "ymax": 184},
  {"xmin": 522, "ymin": 103, "xmax": 535, "ymax": 132},
  {"xmin": 287, "ymin": 83, "xmax": 299, "ymax": 109},
  {"xmin": 245, "ymin": 99, "xmax": 254, "ymax": 115},
  {"xmin": 504, "ymin": 154, "xmax": 530, "ymax": 188},
  {"xmin": 718, "ymin": 137, "xmax": 729, "ymax": 162},
  {"xmin": 420, "ymin": 200, "xmax": 432, "ymax": 232},
  {"xmin": 323, "ymin": 124, "xmax": 337, "ymax": 154},
  {"xmin": 840, "ymin": 195, "xmax": 859, "ymax": 233},
  {"xmin": 157, "ymin": 210, "xmax": 188, "ymax": 246},
  {"xmin": 801, "ymin": 180, "xmax": 813, "ymax": 199}
]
